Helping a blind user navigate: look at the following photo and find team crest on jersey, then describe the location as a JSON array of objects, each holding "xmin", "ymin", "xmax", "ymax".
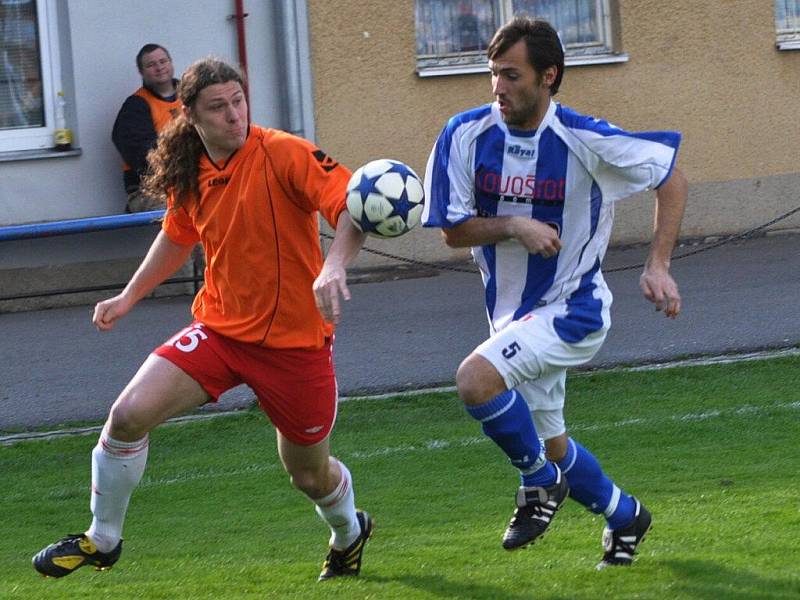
[{"xmin": 312, "ymin": 149, "xmax": 339, "ymax": 173}]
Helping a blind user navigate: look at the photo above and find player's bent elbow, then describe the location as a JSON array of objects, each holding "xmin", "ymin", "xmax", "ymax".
[{"xmin": 442, "ymin": 228, "xmax": 468, "ymax": 248}]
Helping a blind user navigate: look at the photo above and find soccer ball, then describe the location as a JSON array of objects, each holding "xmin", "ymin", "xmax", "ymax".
[{"xmin": 345, "ymin": 159, "xmax": 425, "ymax": 238}]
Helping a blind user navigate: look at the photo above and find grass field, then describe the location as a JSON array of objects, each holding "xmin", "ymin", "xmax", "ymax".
[{"xmin": 2, "ymin": 355, "xmax": 799, "ymax": 599}]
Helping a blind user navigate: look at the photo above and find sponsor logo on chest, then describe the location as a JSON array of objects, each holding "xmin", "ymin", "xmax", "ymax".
[
  {"xmin": 506, "ymin": 143, "xmax": 535, "ymax": 158},
  {"xmin": 476, "ymin": 170, "xmax": 565, "ymax": 204},
  {"xmin": 208, "ymin": 176, "xmax": 231, "ymax": 188}
]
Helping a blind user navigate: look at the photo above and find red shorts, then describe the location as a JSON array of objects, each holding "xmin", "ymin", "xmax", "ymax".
[{"xmin": 153, "ymin": 322, "xmax": 337, "ymax": 446}]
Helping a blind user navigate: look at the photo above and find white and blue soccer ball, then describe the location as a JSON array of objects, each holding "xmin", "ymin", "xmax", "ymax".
[{"xmin": 345, "ymin": 159, "xmax": 425, "ymax": 238}]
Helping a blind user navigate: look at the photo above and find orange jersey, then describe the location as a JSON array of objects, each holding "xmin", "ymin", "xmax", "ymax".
[{"xmin": 162, "ymin": 126, "xmax": 351, "ymax": 349}]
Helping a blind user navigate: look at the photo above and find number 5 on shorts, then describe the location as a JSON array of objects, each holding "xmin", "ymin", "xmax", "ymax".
[
  {"xmin": 166, "ymin": 324, "xmax": 208, "ymax": 353},
  {"xmin": 502, "ymin": 341, "xmax": 521, "ymax": 359}
]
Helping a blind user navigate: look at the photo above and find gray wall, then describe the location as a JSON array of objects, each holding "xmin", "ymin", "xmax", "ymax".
[{"xmin": 0, "ymin": 0, "xmax": 284, "ymax": 273}]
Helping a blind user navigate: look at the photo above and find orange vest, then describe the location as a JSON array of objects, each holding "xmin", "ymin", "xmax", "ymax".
[
  {"xmin": 122, "ymin": 87, "xmax": 181, "ymax": 172},
  {"xmin": 162, "ymin": 126, "xmax": 350, "ymax": 349}
]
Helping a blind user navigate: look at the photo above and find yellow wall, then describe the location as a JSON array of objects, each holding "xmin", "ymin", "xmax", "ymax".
[{"xmin": 309, "ymin": 0, "xmax": 800, "ymax": 262}]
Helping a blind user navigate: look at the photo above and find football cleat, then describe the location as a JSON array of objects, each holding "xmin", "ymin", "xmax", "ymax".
[
  {"xmin": 318, "ymin": 510, "xmax": 373, "ymax": 581},
  {"xmin": 502, "ymin": 465, "xmax": 569, "ymax": 550},
  {"xmin": 32, "ymin": 534, "xmax": 122, "ymax": 578},
  {"xmin": 596, "ymin": 499, "xmax": 652, "ymax": 569}
]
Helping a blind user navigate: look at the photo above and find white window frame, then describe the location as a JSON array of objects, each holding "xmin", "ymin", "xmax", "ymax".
[
  {"xmin": 416, "ymin": 0, "xmax": 627, "ymax": 77},
  {"xmin": 775, "ymin": 0, "xmax": 800, "ymax": 50},
  {"xmin": 0, "ymin": 0, "xmax": 64, "ymax": 153}
]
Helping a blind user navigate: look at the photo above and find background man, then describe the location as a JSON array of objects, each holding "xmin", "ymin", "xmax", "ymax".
[
  {"xmin": 423, "ymin": 17, "xmax": 688, "ymax": 569},
  {"xmin": 112, "ymin": 44, "xmax": 180, "ymax": 212}
]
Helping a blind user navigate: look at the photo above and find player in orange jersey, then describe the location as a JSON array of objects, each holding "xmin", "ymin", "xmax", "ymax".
[{"xmin": 33, "ymin": 58, "xmax": 372, "ymax": 582}]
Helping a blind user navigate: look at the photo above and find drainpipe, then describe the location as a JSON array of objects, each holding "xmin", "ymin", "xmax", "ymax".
[
  {"xmin": 274, "ymin": 1, "xmax": 316, "ymax": 141},
  {"xmin": 230, "ymin": 0, "xmax": 251, "ymax": 119}
]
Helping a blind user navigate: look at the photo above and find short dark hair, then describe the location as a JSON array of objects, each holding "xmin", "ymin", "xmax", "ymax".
[
  {"xmin": 136, "ymin": 44, "xmax": 171, "ymax": 71},
  {"xmin": 487, "ymin": 17, "xmax": 564, "ymax": 95}
]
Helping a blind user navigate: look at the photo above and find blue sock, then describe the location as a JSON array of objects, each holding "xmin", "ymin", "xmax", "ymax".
[
  {"xmin": 557, "ymin": 438, "xmax": 636, "ymax": 529},
  {"xmin": 466, "ymin": 390, "xmax": 557, "ymax": 487}
]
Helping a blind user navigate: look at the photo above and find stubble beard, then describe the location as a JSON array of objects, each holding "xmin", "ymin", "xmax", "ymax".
[
  {"xmin": 500, "ymin": 75, "xmax": 548, "ymax": 129},
  {"xmin": 501, "ymin": 97, "xmax": 541, "ymax": 129}
]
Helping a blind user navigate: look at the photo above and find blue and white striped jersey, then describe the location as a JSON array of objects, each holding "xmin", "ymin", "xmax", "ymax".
[{"xmin": 423, "ymin": 100, "xmax": 680, "ymax": 340}]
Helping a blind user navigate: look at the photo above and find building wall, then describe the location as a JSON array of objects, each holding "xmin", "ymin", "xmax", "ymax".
[
  {"xmin": 1, "ymin": 0, "xmax": 283, "ymax": 229},
  {"xmin": 2, "ymin": 1, "xmax": 797, "ymax": 306},
  {"xmin": 308, "ymin": 0, "xmax": 800, "ymax": 266},
  {"xmin": 2, "ymin": 1, "xmax": 284, "ymax": 223},
  {"xmin": 0, "ymin": 0, "xmax": 285, "ymax": 309}
]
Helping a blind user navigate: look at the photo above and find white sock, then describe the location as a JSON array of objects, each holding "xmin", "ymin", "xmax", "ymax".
[
  {"xmin": 314, "ymin": 459, "xmax": 359, "ymax": 550},
  {"xmin": 85, "ymin": 429, "xmax": 149, "ymax": 553}
]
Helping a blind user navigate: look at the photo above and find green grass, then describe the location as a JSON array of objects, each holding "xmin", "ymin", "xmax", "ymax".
[{"xmin": 2, "ymin": 356, "xmax": 799, "ymax": 599}]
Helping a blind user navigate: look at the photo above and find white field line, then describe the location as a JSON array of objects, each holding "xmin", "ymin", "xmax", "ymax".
[
  {"xmin": 4, "ymin": 400, "xmax": 799, "ymax": 504},
  {"xmin": 591, "ymin": 347, "xmax": 800, "ymax": 373},
  {"xmin": 2, "ymin": 347, "xmax": 798, "ymax": 447}
]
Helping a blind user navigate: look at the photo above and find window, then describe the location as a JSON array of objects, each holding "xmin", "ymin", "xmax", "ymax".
[
  {"xmin": 775, "ymin": 0, "xmax": 800, "ymax": 50},
  {"xmin": 416, "ymin": 0, "xmax": 625, "ymax": 77},
  {"xmin": 0, "ymin": 0, "xmax": 64, "ymax": 152}
]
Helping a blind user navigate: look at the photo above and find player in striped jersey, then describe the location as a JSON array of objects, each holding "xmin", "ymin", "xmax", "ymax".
[{"xmin": 423, "ymin": 17, "xmax": 688, "ymax": 568}]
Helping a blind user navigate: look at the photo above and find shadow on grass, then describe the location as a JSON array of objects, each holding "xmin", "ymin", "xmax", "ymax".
[
  {"xmin": 368, "ymin": 573, "xmax": 574, "ymax": 600},
  {"xmin": 666, "ymin": 559, "xmax": 800, "ymax": 599}
]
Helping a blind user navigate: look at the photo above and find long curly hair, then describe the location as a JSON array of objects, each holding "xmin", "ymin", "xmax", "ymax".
[{"xmin": 141, "ymin": 58, "xmax": 244, "ymax": 208}]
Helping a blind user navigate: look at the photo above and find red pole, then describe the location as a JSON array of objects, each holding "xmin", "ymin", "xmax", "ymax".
[{"xmin": 232, "ymin": 0, "xmax": 250, "ymax": 121}]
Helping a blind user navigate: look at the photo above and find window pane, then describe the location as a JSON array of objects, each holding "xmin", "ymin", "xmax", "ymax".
[
  {"xmin": 775, "ymin": 0, "xmax": 800, "ymax": 32},
  {"xmin": 415, "ymin": 0, "xmax": 620, "ymax": 73},
  {"xmin": 512, "ymin": 0, "xmax": 601, "ymax": 46},
  {"xmin": 0, "ymin": 0, "xmax": 44, "ymax": 130},
  {"xmin": 416, "ymin": 0, "xmax": 497, "ymax": 57}
]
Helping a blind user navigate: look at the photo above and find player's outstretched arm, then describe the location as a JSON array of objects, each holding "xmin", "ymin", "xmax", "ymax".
[
  {"xmin": 640, "ymin": 167, "xmax": 688, "ymax": 319},
  {"xmin": 313, "ymin": 212, "xmax": 367, "ymax": 324},
  {"xmin": 93, "ymin": 231, "xmax": 195, "ymax": 331}
]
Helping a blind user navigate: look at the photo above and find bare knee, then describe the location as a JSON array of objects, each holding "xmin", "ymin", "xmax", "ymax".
[
  {"xmin": 545, "ymin": 433, "xmax": 569, "ymax": 463},
  {"xmin": 107, "ymin": 390, "xmax": 153, "ymax": 441},
  {"xmin": 455, "ymin": 353, "xmax": 507, "ymax": 406}
]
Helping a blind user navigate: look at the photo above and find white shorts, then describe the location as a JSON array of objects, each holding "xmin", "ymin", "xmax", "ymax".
[{"xmin": 474, "ymin": 302, "xmax": 609, "ymax": 440}]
